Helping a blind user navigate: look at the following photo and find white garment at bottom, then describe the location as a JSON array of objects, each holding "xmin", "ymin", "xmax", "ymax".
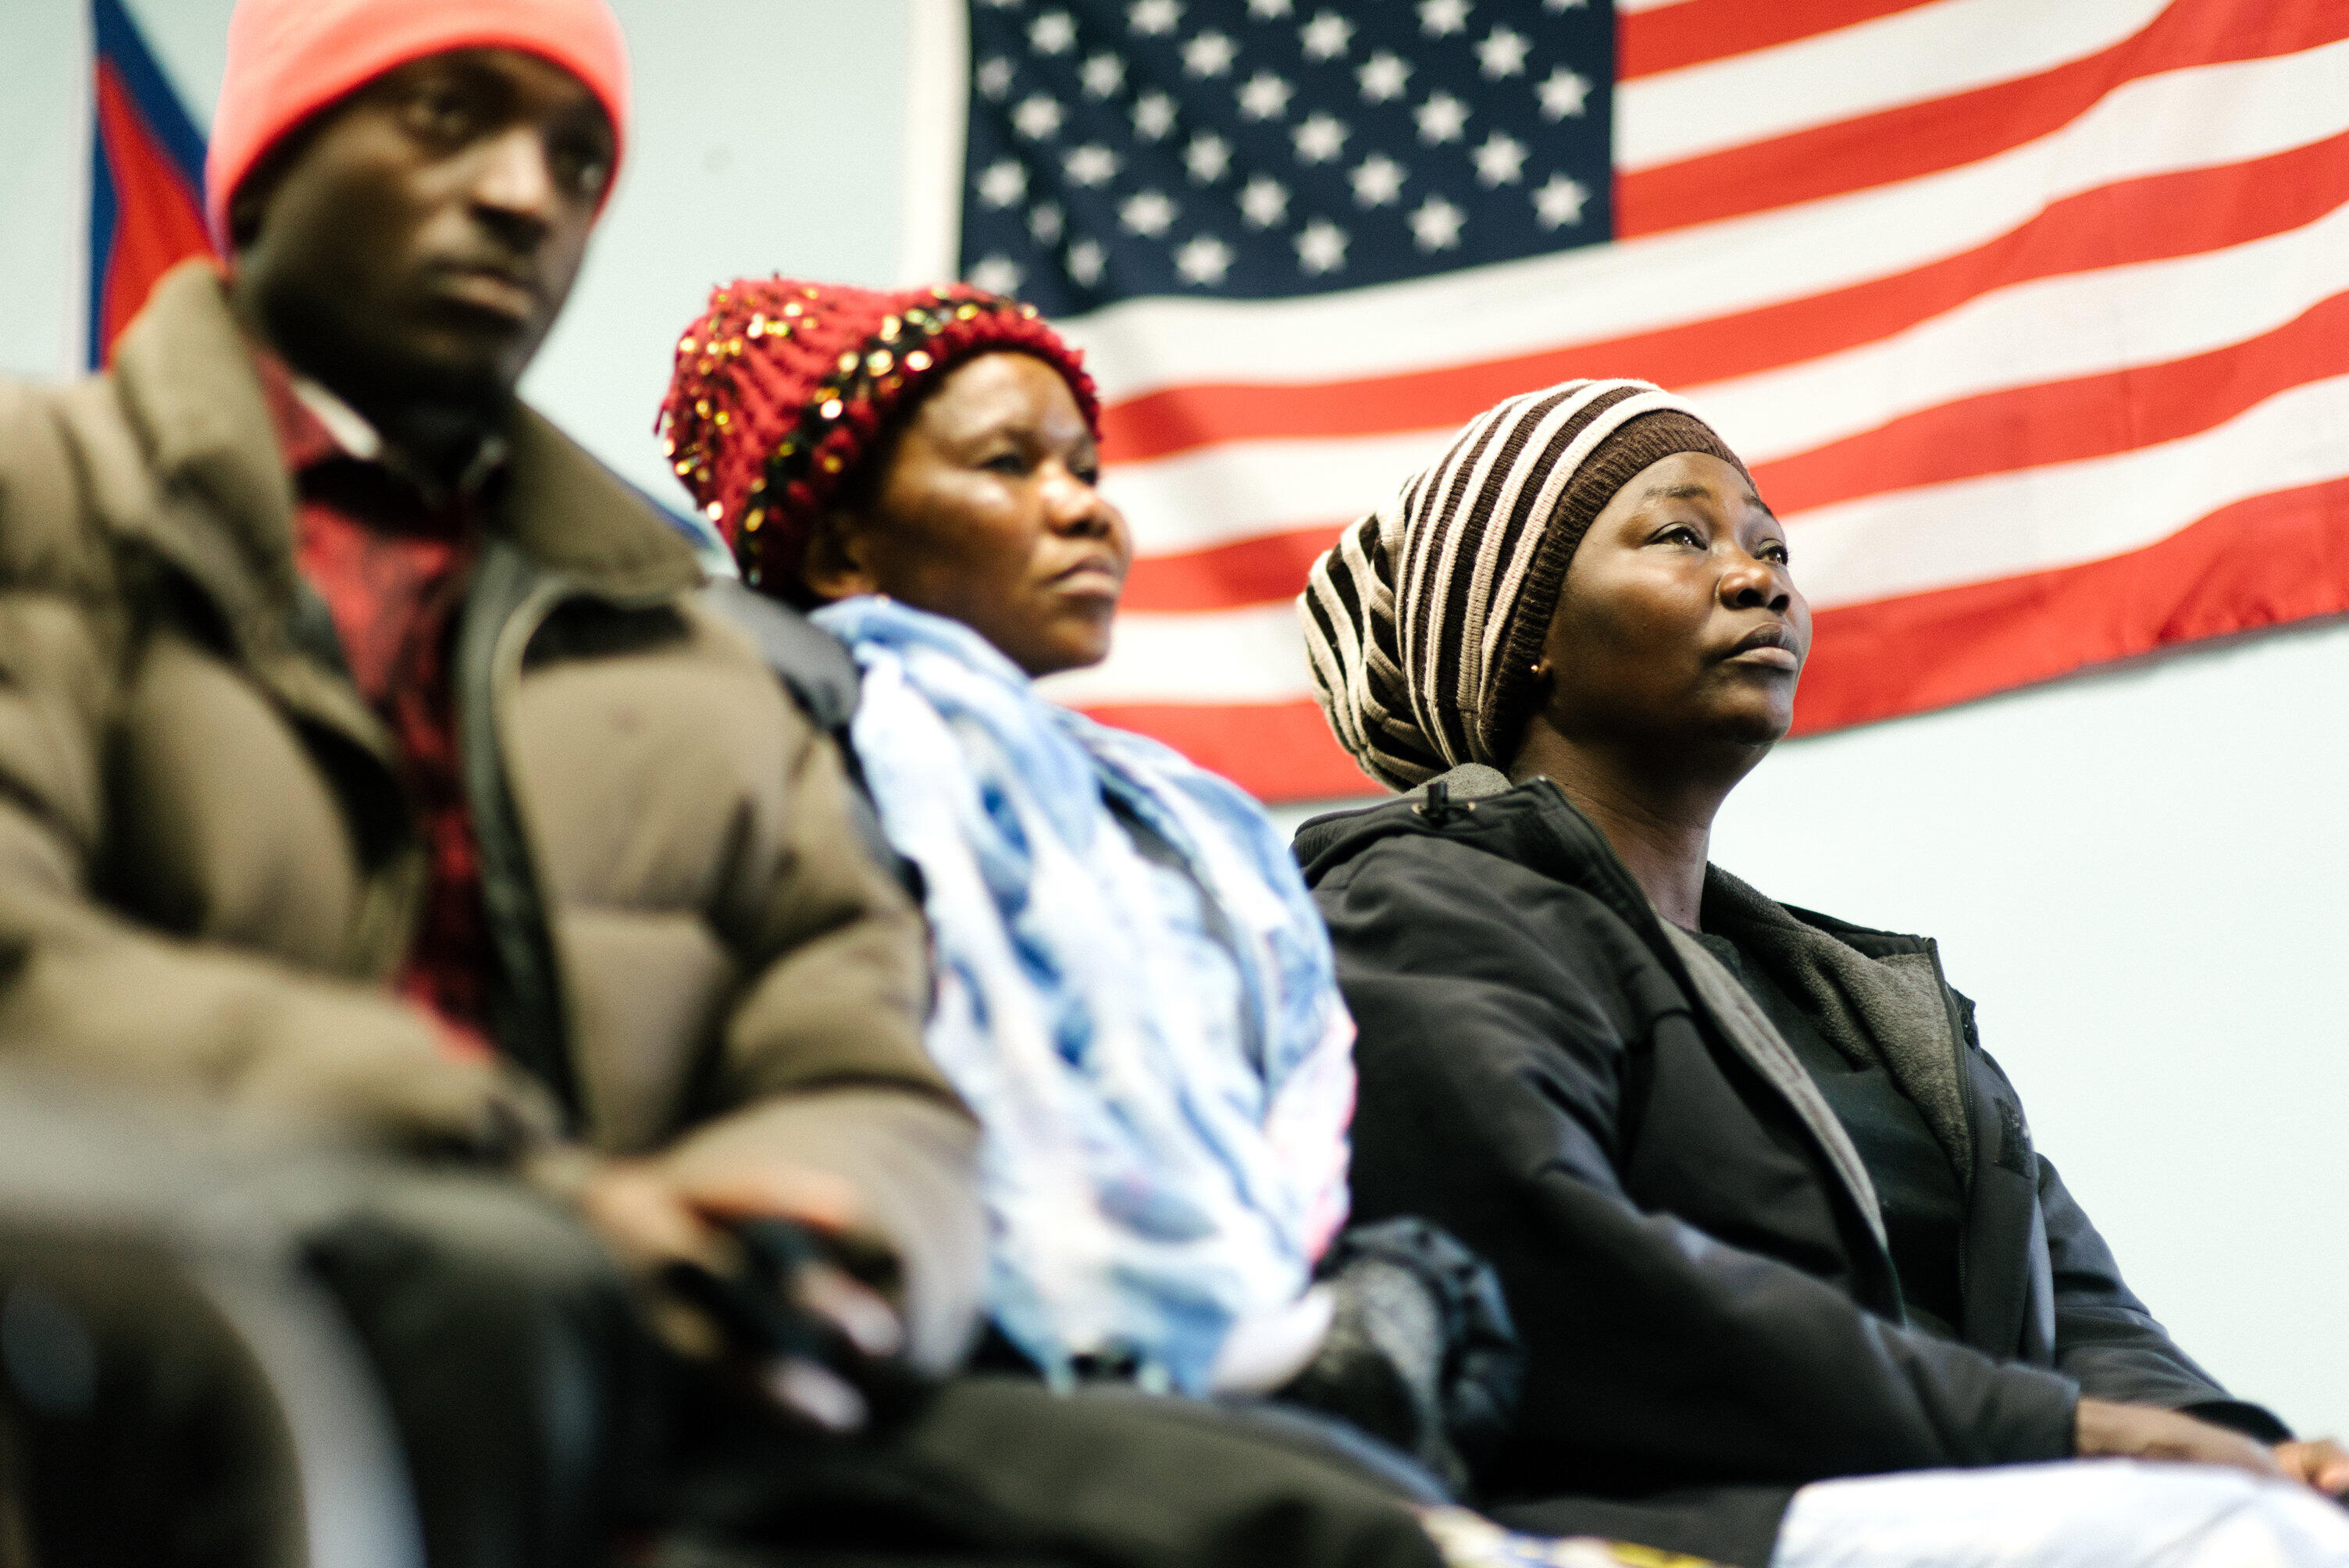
[{"xmin": 1774, "ymin": 1460, "xmax": 2349, "ymax": 1568}]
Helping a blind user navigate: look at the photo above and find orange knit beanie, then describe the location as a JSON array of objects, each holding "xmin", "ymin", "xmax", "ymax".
[{"xmin": 206, "ymin": 0, "xmax": 630, "ymax": 247}]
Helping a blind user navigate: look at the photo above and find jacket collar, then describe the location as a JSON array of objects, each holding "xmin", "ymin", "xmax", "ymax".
[
  {"xmin": 109, "ymin": 259, "xmax": 702, "ymax": 607},
  {"xmin": 109, "ymin": 260, "xmax": 305, "ymax": 604},
  {"xmin": 1296, "ymin": 764, "xmax": 1650, "ymax": 934},
  {"xmin": 1299, "ymin": 764, "xmax": 1932, "ymax": 959},
  {"xmin": 1702, "ymin": 868, "xmax": 1974, "ymax": 1174},
  {"xmin": 499, "ymin": 401, "xmax": 702, "ymax": 600},
  {"xmin": 1298, "ymin": 766, "xmax": 1905, "ymax": 1275}
]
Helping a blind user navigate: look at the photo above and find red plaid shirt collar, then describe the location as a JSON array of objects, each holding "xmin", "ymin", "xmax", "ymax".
[{"xmin": 249, "ymin": 347, "xmax": 508, "ymax": 499}]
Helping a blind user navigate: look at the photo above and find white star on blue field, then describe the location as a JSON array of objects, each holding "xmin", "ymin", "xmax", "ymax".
[{"xmin": 959, "ymin": 0, "xmax": 1613, "ymax": 312}]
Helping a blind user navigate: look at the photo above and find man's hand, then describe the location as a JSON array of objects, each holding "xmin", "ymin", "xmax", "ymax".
[
  {"xmin": 2075, "ymin": 1397, "xmax": 2284, "ymax": 1481},
  {"xmin": 572, "ymin": 1156, "xmax": 903, "ymax": 1430},
  {"xmin": 2274, "ymin": 1438, "xmax": 2349, "ymax": 1497}
]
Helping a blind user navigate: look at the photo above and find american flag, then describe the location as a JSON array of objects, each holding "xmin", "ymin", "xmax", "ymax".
[{"xmin": 913, "ymin": 0, "xmax": 2349, "ymax": 802}]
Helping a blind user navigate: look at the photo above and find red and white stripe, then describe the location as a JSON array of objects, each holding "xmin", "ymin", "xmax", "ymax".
[{"xmin": 916, "ymin": 0, "xmax": 2349, "ymax": 800}]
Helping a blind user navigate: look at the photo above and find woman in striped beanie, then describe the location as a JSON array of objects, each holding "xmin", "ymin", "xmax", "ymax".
[{"xmin": 1294, "ymin": 380, "xmax": 2349, "ymax": 1568}]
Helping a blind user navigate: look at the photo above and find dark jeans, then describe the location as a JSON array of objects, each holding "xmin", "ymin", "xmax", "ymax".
[{"xmin": 661, "ymin": 1378, "xmax": 1447, "ymax": 1568}]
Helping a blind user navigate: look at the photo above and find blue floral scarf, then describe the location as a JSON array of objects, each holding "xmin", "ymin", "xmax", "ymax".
[{"xmin": 813, "ymin": 597, "xmax": 1355, "ymax": 1393}]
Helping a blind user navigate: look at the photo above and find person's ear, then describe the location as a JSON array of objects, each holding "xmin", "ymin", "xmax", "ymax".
[
  {"xmin": 1521, "ymin": 651, "xmax": 1569, "ymax": 739},
  {"xmin": 797, "ymin": 508, "xmax": 882, "ymax": 602}
]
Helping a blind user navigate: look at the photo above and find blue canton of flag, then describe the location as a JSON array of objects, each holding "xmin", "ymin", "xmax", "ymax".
[{"xmin": 957, "ymin": 0, "xmax": 1613, "ymax": 314}]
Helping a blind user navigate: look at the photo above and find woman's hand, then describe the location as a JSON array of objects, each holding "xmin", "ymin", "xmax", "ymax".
[
  {"xmin": 2273, "ymin": 1438, "xmax": 2349, "ymax": 1497},
  {"xmin": 2074, "ymin": 1397, "xmax": 2284, "ymax": 1480}
]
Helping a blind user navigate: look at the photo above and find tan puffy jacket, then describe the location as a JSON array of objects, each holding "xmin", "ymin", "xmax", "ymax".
[{"xmin": 0, "ymin": 262, "xmax": 982, "ymax": 1365}]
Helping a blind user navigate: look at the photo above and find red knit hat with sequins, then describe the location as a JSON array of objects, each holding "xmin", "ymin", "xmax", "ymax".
[{"xmin": 657, "ymin": 277, "xmax": 1101, "ymax": 597}]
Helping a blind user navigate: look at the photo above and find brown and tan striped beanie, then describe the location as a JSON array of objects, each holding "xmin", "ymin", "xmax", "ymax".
[{"xmin": 1299, "ymin": 379, "xmax": 1748, "ymax": 791}]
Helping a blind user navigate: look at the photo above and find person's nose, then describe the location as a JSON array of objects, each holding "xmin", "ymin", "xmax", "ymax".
[
  {"xmin": 1720, "ymin": 549, "xmax": 1791, "ymax": 614},
  {"xmin": 467, "ymin": 127, "xmax": 562, "ymax": 241},
  {"xmin": 1043, "ymin": 462, "xmax": 1121, "ymax": 544}
]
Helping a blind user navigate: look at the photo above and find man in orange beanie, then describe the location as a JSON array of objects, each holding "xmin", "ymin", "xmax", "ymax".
[{"xmin": 0, "ymin": 0, "xmax": 986, "ymax": 1558}]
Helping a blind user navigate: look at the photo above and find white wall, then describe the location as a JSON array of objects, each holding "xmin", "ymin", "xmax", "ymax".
[{"xmin": 7, "ymin": 0, "xmax": 2344, "ymax": 1440}]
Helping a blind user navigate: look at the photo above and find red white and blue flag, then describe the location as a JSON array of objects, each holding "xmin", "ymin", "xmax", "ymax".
[
  {"xmin": 87, "ymin": 0, "xmax": 212, "ymax": 369},
  {"xmin": 905, "ymin": 0, "xmax": 2349, "ymax": 800}
]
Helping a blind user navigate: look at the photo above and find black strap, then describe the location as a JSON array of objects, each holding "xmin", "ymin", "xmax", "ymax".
[
  {"xmin": 701, "ymin": 579, "xmax": 861, "ymax": 730},
  {"xmin": 455, "ymin": 540, "xmax": 580, "ymax": 1124},
  {"xmin": 700, "ymin": 581, "xmax": 917, "ymax": 898}
]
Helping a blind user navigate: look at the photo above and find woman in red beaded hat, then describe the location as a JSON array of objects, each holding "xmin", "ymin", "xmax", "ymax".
[{"xmin": 658, "ymin": 278, "xmax": 1518, "ymax": 1495}]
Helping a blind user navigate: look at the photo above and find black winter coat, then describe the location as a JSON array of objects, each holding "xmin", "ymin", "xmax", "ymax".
[{"xmin": 1298, "ymin": 766, "xmax": 2285, "ymax": 1567}]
